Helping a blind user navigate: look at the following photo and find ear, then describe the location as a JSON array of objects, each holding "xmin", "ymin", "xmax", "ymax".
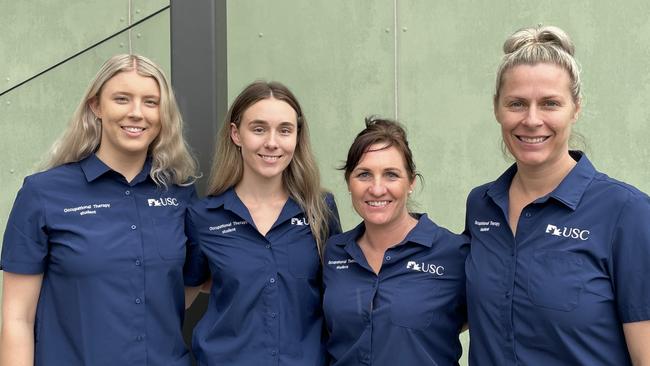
[
  {"xmin": 230, "ymin": 123, "xmax": 241, "ymax": 146},
  {"xmin": 572, "ymin": 99, "xmax": 582, "ymax": 123},
  {"xmin": 409, "ymin": 177, "xmax": 417, "ymax": 194},
  {"xmin": 89, "ymin": 96, "xmax": 102, "ymax": 119},
  {"xmin": 493, "ymin": 95, "xmax": 501, "ymax": 124}
]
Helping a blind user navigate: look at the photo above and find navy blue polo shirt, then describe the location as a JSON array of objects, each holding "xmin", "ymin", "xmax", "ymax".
[
  {"xmin": 1, "ymin": 154, "xmax": 195, "ymax": 366},
  {"xmin": 323, "ymin": 214, "xmax": 469, "ymax": 366},
  {"xmin": 465, "ymin": 151, "xmax": 650, "ymax": 365},
  {"xmin": 184, "ymin": 188, "xmax": 341, "ymax": 366}
]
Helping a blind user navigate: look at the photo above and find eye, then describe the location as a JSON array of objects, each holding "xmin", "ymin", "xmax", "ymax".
[
  {"xmin": 355, "ymin": 171, "xmax": 371, "ymax": 180},
  {"xmin": 144, "ymin": 99, "xmax": 159, "ymax": 107},
  {"xmin": 507, "ymin": 100, "xmax": 525, "ymax": 109},
  {"xmin": 252, "ymin": 126, "xmax": 265, "ymax": 134},
  {"xmin": 385, "ymin": 171, "xmax": 400, "ymax": 180},
  {"xmin": 542, "ymin": 100, "xmax": 560, "ymax": 108},
  {"xmin": 279, "ymin": 127, "xmax": 293, "ymax": 135},
  {"xmin": 114, "ymin": 96, "xmax": 129, "ymax": 104}
]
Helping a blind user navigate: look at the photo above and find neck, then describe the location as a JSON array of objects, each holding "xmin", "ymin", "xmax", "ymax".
[
  {"xmin": 95, "ymin": 149, "xmax": 147, "ymax": 183},
  {"xmin": 235, "ymin": 173, "xmax": 288, "ymax": 203},
  {"xmin": 362, "ymin": 213, "xmax": 418, "ymax": 252},
  {"xmin": 513, "ymin": 152, "xmax": 576, "ymax": 198}
]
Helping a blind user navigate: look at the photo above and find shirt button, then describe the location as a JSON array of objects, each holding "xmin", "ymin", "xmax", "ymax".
[
  {"xmin": 265, "ymin": 244, "xmax": 271, "ymax": 249},
  {"xmin": 524, "ymin": 212, "xmax": 532, "ymax": 218},
  {"xmin": 385, "ymin": 255, "xmax": 391, "ymax": 261},
  {"xmin": 505, "ymin": 292, "xmax": 511, "ymax": 298},
  {"xmin": 270, "ymin": 349, "xmax": 278, "ymax": 356},
  {"xmin": 125, "ymin": 190, "xmax": 131, "ymax": 196},
  {"xmin": 131, "ymin": 225, "xmax": 137, "ymax": 230},
  {"xmin": 135, "ymin": 259, "xmax": 141, "ymax": 266},
  {"xmin": 136, "ymin": 335, "xmax": 144, "ymax": 341},
  {"xmin": 269, "ymin": 277, "xmax": 276, "ymax": 284},
  {"xmin": 135, "ymin": 297, "xmax": 142, "ymax": 304},
  {"xmin": 270, "ymin": 312, "xmax": 277, "ymax": 318}
]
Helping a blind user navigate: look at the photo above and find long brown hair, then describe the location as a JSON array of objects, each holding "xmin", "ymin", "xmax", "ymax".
[{"xmin": 207, "ymin": 80, "xmax": 333, "ymax": 253}]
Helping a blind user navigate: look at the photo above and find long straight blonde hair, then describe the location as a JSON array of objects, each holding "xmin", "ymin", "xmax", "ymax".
[
  {"xmin": 207, "ymin": 81, "xmax": 333, "ymax": 254},
  {"xmin": 43, "ymin": 54, "xmax": 198, "ymax": 187}
]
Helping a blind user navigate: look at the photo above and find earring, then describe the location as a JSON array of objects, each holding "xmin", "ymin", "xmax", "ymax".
[{"xmin": 408, "ymin": 190, "xmax": 413, "ymax": 195}]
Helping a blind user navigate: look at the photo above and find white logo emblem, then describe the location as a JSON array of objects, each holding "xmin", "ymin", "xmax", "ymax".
[
  {"xmin": 291, "ymin": 217, "xmax": 309, "ymax": 226},
  {"xmin": 545, "ymin": 224, "xmax": 590, "ymax": 241},
  {"xmin": 406, "ymin": 261, "xmax": 444, "ymax": 276},
  {"xmin": 147, "ymin": 197, "xmax": 179, "ymax": 207}
]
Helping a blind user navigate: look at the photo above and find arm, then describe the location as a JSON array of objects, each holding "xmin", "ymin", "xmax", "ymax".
[
  {"xmin": 1, "ymin": 272, "xmax": 43, "ymax": 366},
  {"xmin": 184, "ymin": 286, "xmax": 201, "ymax": 309},
  {"xmin": 624, "ymin": 321, "xmax": 650, "ymax": 366}
]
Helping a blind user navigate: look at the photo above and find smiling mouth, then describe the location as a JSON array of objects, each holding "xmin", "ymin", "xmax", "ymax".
[
  {"xmin": 122, "ymin": 126, "xmax": 146, "ymax": 133},
  {"xmin": 366, "ymin": 200, "xmax": 390, "ymax": 207},
  {"xmin": 259, "ymin": 154, "xmax": 281, "ymax": 162},
  {"xmin": 516, "ymin": 135, "xmax": 549, "ymax": 144}
]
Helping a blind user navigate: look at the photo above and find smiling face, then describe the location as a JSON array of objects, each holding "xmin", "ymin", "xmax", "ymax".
[
  {"xmin": 231, "ymin": 97, "xmax": 298, "ymax": 183},
  {"xmin": 347, "ymin": 144, "xmax": 415, "ymax": 229},
  {"xmin": 91, "ymin": 70, "xmax": 161, "ymax": 162},
  {"xmin": 495, "ymin": 63, "xmax": 580, "ymax": 170}
]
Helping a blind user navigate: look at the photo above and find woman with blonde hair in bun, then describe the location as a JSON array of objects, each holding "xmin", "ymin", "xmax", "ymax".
[{"xmin": 464, "ymin": 25, "xmax": 650, "ymax": 365}]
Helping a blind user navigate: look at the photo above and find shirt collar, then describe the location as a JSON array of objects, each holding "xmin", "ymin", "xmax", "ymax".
[
  {"xmin": 485, "ymin": 151, "xmax": 596, "ymax": 211},
  {"xmin": 336, "ymin": 213, "xmax": 440, "ymax": 248},
  {"xmin": 80, "ymin": 154, "xmax": 153, "ymax": 184},
  {"xmin": 205, "ymin": 187, "xmax": 304, "ymax": 225}
]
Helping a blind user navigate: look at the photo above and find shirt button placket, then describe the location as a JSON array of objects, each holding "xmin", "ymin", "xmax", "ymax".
[
  {"xmin": 264, "ymin": 236, "xmax": 280, "ymax": 363},
  {"xmin": 125, "ymin": 187, "xmax": 145, "ymax": 361}
]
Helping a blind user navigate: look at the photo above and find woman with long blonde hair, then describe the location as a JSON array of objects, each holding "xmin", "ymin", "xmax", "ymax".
[
  {"xmin": 184, "ymin": 80, "xmax": 340, "ymax": 365},
  {"xmin": 1, "ymin": 54, "xmax": 198, "ymax": 366}
]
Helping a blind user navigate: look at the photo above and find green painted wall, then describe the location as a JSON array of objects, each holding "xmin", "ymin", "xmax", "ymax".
[{"xmin": 2, "ymin": 1, "xmax": 650, "ymax": 364}]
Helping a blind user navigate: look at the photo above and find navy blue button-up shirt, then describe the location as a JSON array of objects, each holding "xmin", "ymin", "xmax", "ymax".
[
  {"xmin": 184, "ymin": 188, "xmax": 341, "ymax": 366},
  {"xmin": 1, "ymin": 154, "xmax": 195, "ymax": 366},
  {"xmin": 465, "ymin": 152, "xmax": 650, "ymax": 365},
  {"xmin": 323, "ymin": 214, "xmax": 468, "ymax": 365}
]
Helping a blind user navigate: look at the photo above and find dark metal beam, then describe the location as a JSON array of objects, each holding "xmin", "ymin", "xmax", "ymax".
[{"xmin": 170, "ymin": 0, "xmax": 227, "ymax": 361}]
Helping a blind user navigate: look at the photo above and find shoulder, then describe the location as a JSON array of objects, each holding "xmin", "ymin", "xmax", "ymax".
[
  {"xmin": 590, "ymin": 172, "xmax": 649, "ymax": 203},
  {"xmin": 26, "ymin": 162, "xmax": 81, "ymax": 186},
  {"xmin": 421, "ymin": 216, "xmax": 470, "ymax": 254},
  {"xmin": 466, "ymin": 181, "xmax": 493, "ymax": 203}
]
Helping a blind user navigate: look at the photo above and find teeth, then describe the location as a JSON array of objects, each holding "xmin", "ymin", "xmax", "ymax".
[
  {"xmin": 367, "ymin": 201, "xmax": 389, "ymax": 207},
  {"xmin": 260, "ymin": 155, "xmax": 280, "ymax": 161},
  {"xmin": 518, "ymin": 136, "xmax": 547, "ymax": 143},
  {"xmin": 123, "ymin": 127, "xmax": 144, "ymax": 132}
]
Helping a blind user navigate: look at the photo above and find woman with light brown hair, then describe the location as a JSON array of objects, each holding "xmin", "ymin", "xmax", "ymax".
[
  {"xmin": 465, "ymin": 25, "xmax": 650, "ymax": 365},
  {"xmin": 1, "ymin": 54, "xmax": 198, "ymax": 366},
  {"xmin": 184, "ymin": 80, "xmax": 341, "ymax": 365}
]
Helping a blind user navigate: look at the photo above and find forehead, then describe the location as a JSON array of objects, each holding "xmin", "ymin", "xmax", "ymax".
[
  {"xmin": 500, "ymin": 63, "xmax": 572, "ymax": 96},
  {"xmin": 242, "ymin": 97, "xmax": 297, "ymax": 124},
  {"xmin": 357, "ymin": 144, "xmax": 407, "ymax": 168},
  {"xmin": 102, "ymin": 70, "xmax": 160, "ymax": 95}
]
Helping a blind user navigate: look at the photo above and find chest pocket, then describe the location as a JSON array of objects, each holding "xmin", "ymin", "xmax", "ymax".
[
  {"xmin": 152, "ymin": 211, "xmax": 186, "ymax": 261},
  {"xmin": 287, "ymin": 238, "xmax": 320, "ymax": 279},
  {"xmin": 527, "ymin": 250, "xmax": 584, "ymax": 311},
  {"xmin": 390, "ymin": 276, "xmax": 440, "ymax": 330}
]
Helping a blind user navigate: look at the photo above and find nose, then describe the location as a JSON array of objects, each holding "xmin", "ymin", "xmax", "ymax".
[
  {"xmin": 128, "ymin": 101, "xmax": 143, "ymax": 119},
  {"xmin": 264, "ymin": 131, "xmax": 279, "ymax": 149},
  {"xmin": 522, "ymin": 105, "xmax": 542, "ymax": 127},
  {"xmin": 368, "ymin": 178, "xmax": 387, "ymax": 196}
]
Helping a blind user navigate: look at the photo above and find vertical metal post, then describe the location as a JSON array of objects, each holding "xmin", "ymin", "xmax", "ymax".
[{"xmin": 170, "ymin": 0, "xmax": 227, "ymax": 360}]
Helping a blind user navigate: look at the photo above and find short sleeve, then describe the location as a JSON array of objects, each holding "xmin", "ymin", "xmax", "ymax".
[
  {"xmin": 1, "ymin": 177, "xmax": 49, "ymax": 274},
  {"xmin": 611, "ymin": 192, "xmax": 650, "ymax": 323},
  {"xmin": 325, "ymin": 193, "xmax": 342, "ymax": 237},
  {"xmin": 183, "ymin": 207, "xmax": 209, "ymax": 286}
]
